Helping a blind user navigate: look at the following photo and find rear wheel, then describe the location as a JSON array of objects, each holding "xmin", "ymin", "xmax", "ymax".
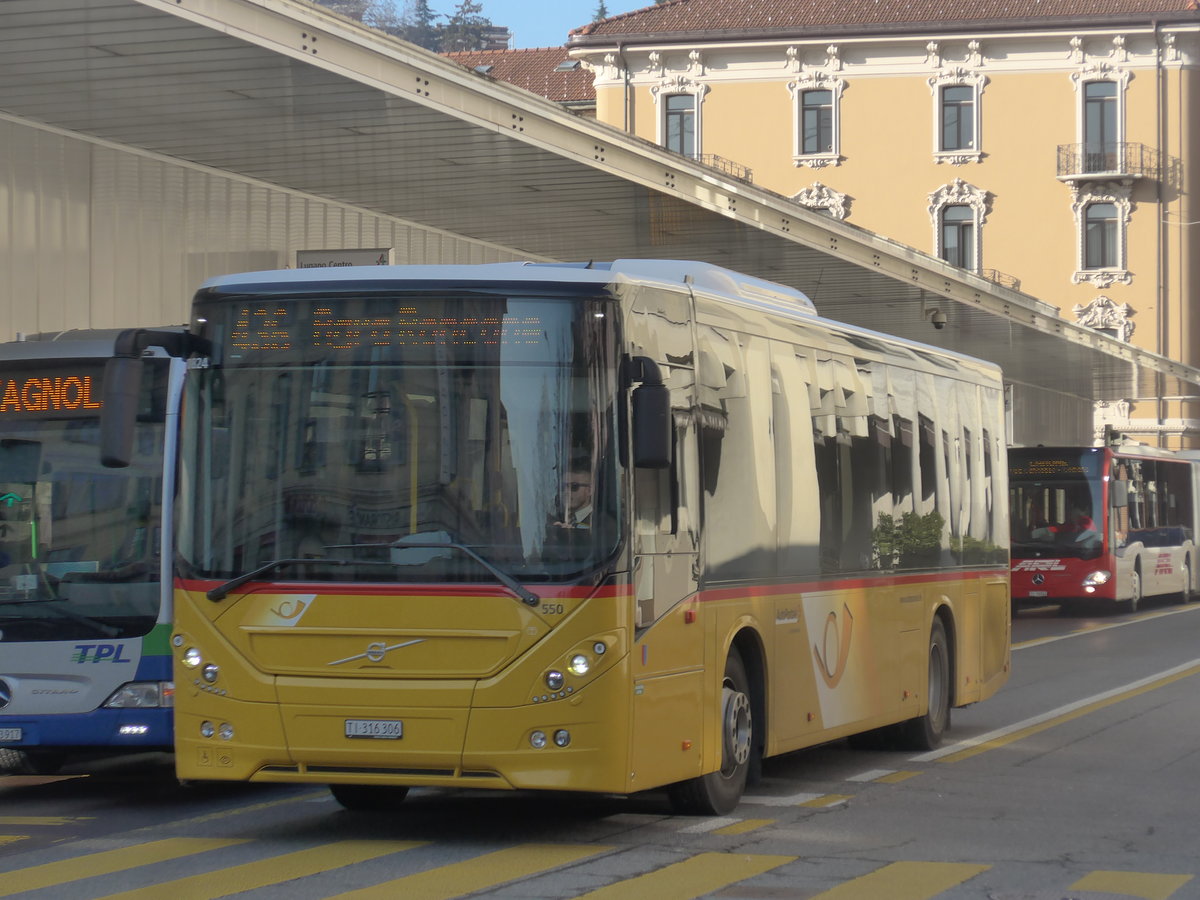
[
  {"xmin": 895, "ymin": 618, "xmax": 951, "ymax": 751},
  {"xmin": 329, "ymin": 784, "xmax": 410, "ymax": 811},
  {"xmin": 1181, "ymin": 559, "xmax": 1193, "ymax": 604},
  {"xmin": 668, "ymin": 649, "xmax": 754, "ymax": 815}
]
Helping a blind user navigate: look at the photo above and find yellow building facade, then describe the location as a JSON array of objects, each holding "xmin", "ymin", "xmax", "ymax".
[{"xmin": 569, "ymin": 2, "xmax": 1200, "ymax": 445}]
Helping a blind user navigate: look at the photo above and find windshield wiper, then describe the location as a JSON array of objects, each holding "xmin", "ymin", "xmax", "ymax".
[
  {"xmin": 207, "ymin": 543, "xmax": 541, "ymax": 607},
  {"xmin": 0, "ymin": 596, "xmax": 121, "ymax": 637},
  {"xmin": 207, "ymin": 557, "xmax": 358, "ymax": 602},
  {"xmin": 327, "ymin": 539, "xmax": 540, "ymax": 607}
]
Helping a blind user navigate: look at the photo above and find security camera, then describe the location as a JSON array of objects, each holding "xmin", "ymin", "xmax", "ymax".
[{"xmin": 930, "ymin": 309, "xmax": 947, "ymax": 330}]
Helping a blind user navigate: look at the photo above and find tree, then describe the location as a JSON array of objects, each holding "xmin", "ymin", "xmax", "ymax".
[
  {"xmin": 593, "ymin": 1, "xmax": 609, "ymax": 21},
  {"xmin": 441, "ymin": 0, "xmax": 490, "ymax": 52}
]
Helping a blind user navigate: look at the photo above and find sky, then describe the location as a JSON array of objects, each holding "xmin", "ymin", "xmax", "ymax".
[{"xmin": 460, "ymin": 0, "xmax": 646, "ymax": 49}]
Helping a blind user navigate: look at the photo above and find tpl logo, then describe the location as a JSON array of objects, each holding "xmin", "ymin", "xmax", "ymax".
[
  {"xmin": 1013, "ymin": 559, "xmax": 1067, "ymax": 572},
  {"xmin": 71, "ymin": 643, "xmax": 133, "ymax": 664}
]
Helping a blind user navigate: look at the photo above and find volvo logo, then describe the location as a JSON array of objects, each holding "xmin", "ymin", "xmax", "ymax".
[
  {"xmin": 0, "ymin": 678, "xmax": 12, "ymax": 710},
  {"xmin": 1032, "ymin": 574, "xmax": 1046, "ymax": 585},
  {"xmin": 328, "ymin": 639, "xmax": 425, "ymax": 666}
]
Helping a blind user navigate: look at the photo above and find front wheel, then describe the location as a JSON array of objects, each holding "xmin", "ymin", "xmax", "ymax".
[
  {"xmin": 668, "ymin": 649, "xmax": 754, "ymax": 816},
  {"xmin": 1180, "ymin": 559, "xmax": 1193, "ymax": 604},
  {"xmin": 895, "ymin": 618, "xmax": 951, "ymax": 751},
  {"xmin": 1125, "ymin": 567, "xmax": 1143, "ymax": 614},
  {"xmin": 329, "ymin": 784, "xmax": 409, "ymax": 811}
]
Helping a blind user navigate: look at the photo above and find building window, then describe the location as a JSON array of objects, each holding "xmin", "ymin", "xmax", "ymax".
[
  {"xmin": 651, "ymin": 76, "xmax": 708, "ymax": 158},
  {"xmin": 802, "ymin": 90, "xmax": 833, "ymax": 154},
  {"xmin": 664, "ymin": 94, "xmax": 695, "ymax": 157},
  {"xmin": 1084, "ymin": 81, "xmax": 1118, "ymax": 172},
  {"xmin": 1084, "ymin": 202, "xmax": 1118, "ymax": 268},
  {"xmin": 940, "ymin": 205, "xmax": 976, "ymax": 269},
  {"xmin": 788, "ymin": 72, "xmax": 844, "ymax": 168},
  {"xmin": 1070, "ymin": 182, "xmax": 1132, "ymax": 287},
  {"xmin": 928, "ymin": 178, "xmax": 989, "ymax": 271},
  {"xmin": 940, "ymin": 86, "xmax": 974, "ymax": 151},
  {"xmin": 927, "ymin": 70, "xmax": 986, "ymax": 164}
]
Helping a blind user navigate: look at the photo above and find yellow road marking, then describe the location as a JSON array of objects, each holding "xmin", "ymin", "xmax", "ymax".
[
  {"xmin": 0, "ymin": 838, "xmax": 245, "ymax": 897},
  {"xmin": 0, "ymin": 836, "xmax": 27, "ymax": 847},
  {"xmin": 811, "ymin": 861, "xmax": 989, "ymax": 899},
  {"xmin": 1071, "ymin": 870, "xmax": 1193, "ymax": 900},
  {"xmin": 0, "ymin": 816, "xmax": 92, "ymax": 826},
  {"xmin": 875, "ymin": 771, "xmax": 921, "ymax": 784},
  {"xmin": 934, "ymin": 662, "xmax": 1200, "ymax": 763},
  {"xmin": 800, "ymin": 794, "xmax": 852, "ymax": 808},
  {"xmin": 96, "ymin": 840, "xmax": 422, "ymax": 900},
  {"xmin": 711, "ymin": 818, "xmax": 773, "ymax": 836},
  {"xmin": 573, "ymin": 851, "xmax": 794, "ymax": 900},
  {"xmin": 326, "ymin": 843, "xmax": 608, "ymax": 900}
]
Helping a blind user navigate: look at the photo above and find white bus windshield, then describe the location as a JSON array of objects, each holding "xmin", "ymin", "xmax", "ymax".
[
  {"xmin": 1009, "ymin": 448, "xmax": 1104, "ymax": 560},
  {"xmin": 0, "ymin": 360, "xmax": 168, "ymax": 642},
  {"xmin": 178, "ymin": 291, "xmax": 622, "ymax": 584}
]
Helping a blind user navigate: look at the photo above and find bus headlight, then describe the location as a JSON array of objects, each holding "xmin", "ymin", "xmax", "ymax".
[
  {"xmin": 1083, "ymin": 571, "xmax": 1111, "ymax": 587},
  {"xmin": 530, "ymin": 730, "xmax": 548, "ymax": 749},
  {"xmin": 103, "ymin": 682, "xmax": 175, "ymax": 709},
  {"xmin": 202, "ymin": 664, "xmax": 220, "ymax": 684},
  {"xmin": 567, "ymin": 654, "xmax": 590, "ymax": 677},
  {"xmin": 545, "ymin": 670, "xmax": 565, "ymax": 691},
  {"xmin": 182, "ymin": 647, "xmax": 203, "ymax": 668}
]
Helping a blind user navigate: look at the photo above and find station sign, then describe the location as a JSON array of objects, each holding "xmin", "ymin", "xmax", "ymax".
[{"xmin": 295, "ymin": 248, "xmax": 394, "ymax": 269}]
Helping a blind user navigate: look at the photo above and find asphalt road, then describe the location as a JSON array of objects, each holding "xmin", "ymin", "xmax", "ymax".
[{"xmin": 3, "ymin": 598, "xmax": 1200, "ymax": 899}]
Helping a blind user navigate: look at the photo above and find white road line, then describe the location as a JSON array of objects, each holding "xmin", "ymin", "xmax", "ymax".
[
  {"xmin": 1013, "ymin": 604, "xmax": 1200, "ymax": 651},
  {"xmin": 911, "ymin": 656, "xmax": 1200, "ymax": 762},
  {"xmin": 741, "ymin": 791, "xmax": 824, "ymax": 806}
]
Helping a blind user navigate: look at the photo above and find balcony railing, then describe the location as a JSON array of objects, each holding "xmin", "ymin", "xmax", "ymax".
[
  {"xmin": 696, "ymin": 153, "xmax": 753, "ymax": 183},
  {"xmin": 980, "ymin": 269, "xmax": 1021, "ymax": 291},
  {"xmin": 1056, "ymin": 142, "xmax": 1160, "ymax": 180}
]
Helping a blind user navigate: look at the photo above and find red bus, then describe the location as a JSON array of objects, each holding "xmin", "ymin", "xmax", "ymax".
[{"xmin": 1009, "ymin": 444, "xmax": 1199, "ymax": 613}]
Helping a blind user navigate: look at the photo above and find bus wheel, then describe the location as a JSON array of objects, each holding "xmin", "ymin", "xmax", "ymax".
[
  {"xmin": 1181, "ymin": 559, "xmax": 1193, "ymax": 604},
  {"xmin": 329, "ymin": 784, "xmax": 409, "ymax": 811},
  {"xmin": 2, "ymin": 751, "xmax": 66, "ymax": 775},
  {"xmin": 668, "ymin": 649, "xmax": 753, "ymax": 816},
  {"xmin": 1126, "ymin": 567, "xmax": 1142, "ymax": 613},
  {"xmin": 896, "ymin": 618, "xmax": 951, "ymax": 751}
]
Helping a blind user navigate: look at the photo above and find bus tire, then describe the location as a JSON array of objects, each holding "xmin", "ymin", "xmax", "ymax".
[
  {"xmin": 895, "ymin": 618, "xmax": 951, "ymax": 751},
  {"xmin": 1181, "ymin": 558, "xmax": 1193, "ymax": 604},
  {"xmin": 2, "ymin": 750, "xmax": 66, "ymax": 775},
  {"xmin": 1126, "ymin": 566, "xmax": 1142, "ymax": 613},
  {"xmin": 329, "ymin": 784, "xmax": 409, "ymax": 811},
  {"xmin": 667, "ymin": 649, "xmax": 753, "ymax": 816}
]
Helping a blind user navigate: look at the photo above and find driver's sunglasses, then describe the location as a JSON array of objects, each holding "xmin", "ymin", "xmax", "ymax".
[{"xmin": 564, "ymin": 481, "xmax": 588, "ymax": 490}]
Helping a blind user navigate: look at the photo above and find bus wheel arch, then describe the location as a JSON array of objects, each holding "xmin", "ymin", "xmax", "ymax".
[
  {"xmin": 895, "ymin": 611, "xmax": 953, "ymax": 751},
  {"xmin": 667, "ymin": 631, "xmax": 762, "ymax": 815}
]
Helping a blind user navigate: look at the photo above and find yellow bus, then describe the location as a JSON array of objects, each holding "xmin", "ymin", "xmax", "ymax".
[{"xmin": 154, "ymin": 260, "xmax": 1009, "ymax": 814}]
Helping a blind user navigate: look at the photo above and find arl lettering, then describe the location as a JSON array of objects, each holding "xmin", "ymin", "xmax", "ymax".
[
  {"xmin": 0, "ymin": 376, "xmax": 102, "ymax": 413},
  {"xmin": 72, "ymin": 643, "xmax": 132, "ymax": 664}
]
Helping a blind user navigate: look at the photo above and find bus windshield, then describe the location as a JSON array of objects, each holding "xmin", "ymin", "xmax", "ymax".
[
  {"xmin": 177, "ymin": 291, "xmax": 622, "ymax": 585},
  {"xmin": 1009, "ymin": 448, "xmax": 1104, "ymax": 560},
  {"xmin": 0, "ymin": 360, "xmax": 168, "ymax": 642}
]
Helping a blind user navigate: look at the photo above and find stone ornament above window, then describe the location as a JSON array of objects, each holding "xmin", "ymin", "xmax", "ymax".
[
  {"xmin": 927, "ymin": 178, "xmax": 990, "ymax": 224},
  {"xmin": 1073, "ymin": 295, "xmax": 1135, "ymax": 342},
  {"xmin": 792, "ymin": 182, "xmax": 849, "ymax": 220}
]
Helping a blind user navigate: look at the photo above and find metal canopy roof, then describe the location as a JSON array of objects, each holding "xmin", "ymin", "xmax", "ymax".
[{"xmin": 1, "ymin": 0, "xmax": 1196, "ymax": 403}]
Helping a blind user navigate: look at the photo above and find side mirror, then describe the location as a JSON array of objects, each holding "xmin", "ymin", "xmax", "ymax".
[
  {"xmin": 100, "ymin": 357, "xmax": 143, "ymax": 468},
  {"xmin": 627, "ymin": 356, "xmax": 671, "ymax": 469},
  {"xmin": 1110, "ymin": 480, "xmax": 1129, "ymax": 509}
]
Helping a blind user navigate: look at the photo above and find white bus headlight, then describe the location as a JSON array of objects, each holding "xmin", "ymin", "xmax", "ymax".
[
  {"xmin": 103, "ymin": 682, "xmax": 174, "ymax": 709},
  {"xmin": 1083, "ymin": 571, "xmax": 1111, "ymax": 587},
  {"xmin": 545, "ymin": 670, "xmax": 564, "ymax": 691},
  {"xmin": 568, "ymin": 654, "xmax": 590, "ymax": 677},
  {"xmin": 182, "ymin": 647, "xmax": 203, "ymax": 668}
]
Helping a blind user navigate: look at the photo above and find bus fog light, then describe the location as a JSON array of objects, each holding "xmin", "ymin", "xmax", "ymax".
[
  {"xmin": 545, "ymin": 670, "xmax": 564, "ymax": 691},
  {"xmin": 568, "ymin": 654, "xmax": 590, "ymax": 676},
  {"xmin": 218, "ymin": 723, "xmax": 234, "ymax": 741},
  {"xmin": 200, "ymin": 721, "xmax": 215, "ymax": 738},
  {"xmin": 553, "ymin": 729, "xmax": 571, "ymax": 747},
  {"xmin": 530, "ymin": 730, "xmax": 547, "ymax": 749},
  {"xmin": 182, "ymin": 647, "xmax": 203, "ymax": 668},
  {"xmin": 1083, "ymin": 570, "xmax": 1111, "ymax": 587},
  {"xmin": 202, "ymin": 664, "xmax": 220, "ymax": 684}
]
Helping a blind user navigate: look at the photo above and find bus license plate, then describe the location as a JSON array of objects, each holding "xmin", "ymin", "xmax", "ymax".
[
  {"xmin": 345, "ymin": 719, "xmax": 403, "ymax": 740},
  {"xmin": 1028, "ymin": 591, "xmax": 1048, "ymax": 597},
  {"xmin": 0, "ymin": 728, "xmax": 21, "ymax": 742}
]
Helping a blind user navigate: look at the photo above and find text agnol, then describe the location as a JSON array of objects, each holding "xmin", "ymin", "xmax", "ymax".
[{"xmin": 0, "ymin": 375, "xmax": 102, "ymax": 414}]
